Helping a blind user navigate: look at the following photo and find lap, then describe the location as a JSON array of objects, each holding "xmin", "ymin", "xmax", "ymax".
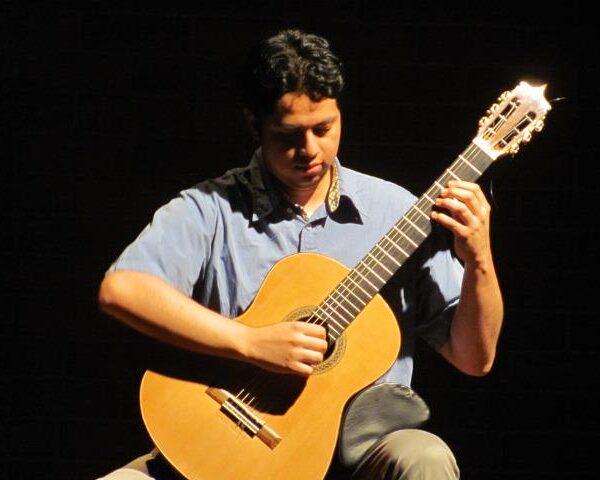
[
  {"xmin": 98, "ymin": 430, "xmax": 458, "ymax": 480},
  {"xmin": 353, "ymin": 429, "xmax": 459, "ymax": 480}
]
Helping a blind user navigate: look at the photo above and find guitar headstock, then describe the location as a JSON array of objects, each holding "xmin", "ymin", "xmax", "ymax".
[{"xmin": 473, "ymin": 81, "xmax": 551, "ymax": 160}]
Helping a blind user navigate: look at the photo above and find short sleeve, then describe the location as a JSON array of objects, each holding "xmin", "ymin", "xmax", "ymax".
[{"xmin": 107, "ymin": 187, "xmax": 217, "ymax": 296}]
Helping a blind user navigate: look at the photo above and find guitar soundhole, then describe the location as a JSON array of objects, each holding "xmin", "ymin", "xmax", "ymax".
[{"xmin": 284, "ymin": 306, "xmax": 346, "ymax": 374}]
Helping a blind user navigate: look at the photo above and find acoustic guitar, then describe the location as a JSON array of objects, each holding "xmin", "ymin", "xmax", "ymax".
[{"xmin": 139, "ymin": 82, "xmax": 551, "ymax": 479}]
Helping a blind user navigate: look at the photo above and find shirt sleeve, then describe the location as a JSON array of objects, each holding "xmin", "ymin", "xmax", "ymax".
[
  {"xmin": 413, "ymin": 226, "xmax": 464, "ymax": 351},
  {"xmin": 107, "ymin": 186, "xmax": 217, "ymax": 296}
]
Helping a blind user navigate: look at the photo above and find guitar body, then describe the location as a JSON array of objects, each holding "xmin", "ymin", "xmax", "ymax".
[
  {"xmin": 138, "ymin": 81, "xmax": 552, "ymax": 480},
  {"xmin": 140, "ymin": 252, "xmax": 401, "ymax": 480}
]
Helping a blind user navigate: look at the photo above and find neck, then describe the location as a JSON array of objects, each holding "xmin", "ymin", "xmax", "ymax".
[{"xmin": 287, "ymin": 168, "xmax": 331, "ymax": 216}]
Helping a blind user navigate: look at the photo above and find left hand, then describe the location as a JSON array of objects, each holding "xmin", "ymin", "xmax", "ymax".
[{"xmin": 431, "ymin": 180, "xmax": 492, "ymax": 266}]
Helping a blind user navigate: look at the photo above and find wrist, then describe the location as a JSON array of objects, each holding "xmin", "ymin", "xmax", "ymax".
[
  {"xmin": 230, "ymin": 321, "xmax": 255, "ymax": 362},
  {"xmin": 464, "ymin": 251, "xmax": 494, "ymax": 275}
]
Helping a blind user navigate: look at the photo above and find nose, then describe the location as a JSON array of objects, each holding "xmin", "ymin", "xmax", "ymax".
[{"xmin": 298, "ymin": 129, "xmax": 319, "ymax": 159}]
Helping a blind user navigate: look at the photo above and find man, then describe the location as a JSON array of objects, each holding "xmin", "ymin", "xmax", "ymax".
[{"xmin": 98, "ymin": 29, "xmax": 503, "ymax": 479}]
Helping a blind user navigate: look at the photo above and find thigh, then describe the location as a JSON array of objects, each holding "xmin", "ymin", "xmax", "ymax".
[{"xmin": 352, "ymin": 429, "xmax": 459, "ymax": 480}]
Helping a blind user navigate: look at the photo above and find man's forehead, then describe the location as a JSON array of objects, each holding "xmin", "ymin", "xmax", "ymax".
[{"xmin": 270, "ymin": 92, "xmax": 340, "ymax": 126}]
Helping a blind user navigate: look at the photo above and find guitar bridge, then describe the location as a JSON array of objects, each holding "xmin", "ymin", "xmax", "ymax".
[{"xmin": 206, "ymin": 387, "xmax": 282, "ymax": 449}]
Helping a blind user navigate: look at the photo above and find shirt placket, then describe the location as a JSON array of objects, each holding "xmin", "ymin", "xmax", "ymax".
[{"xmin": 298, "ymin": 205, "xmax": 327, "ymax": 253}]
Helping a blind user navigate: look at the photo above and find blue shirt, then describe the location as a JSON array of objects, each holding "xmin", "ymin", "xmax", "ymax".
[{"xmin": 109, "ymin": 149, "xmax": 464, "ymax": 386}]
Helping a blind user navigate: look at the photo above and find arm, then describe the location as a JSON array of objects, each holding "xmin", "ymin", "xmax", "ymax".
[
  {"xmin": 431, "ymin": 180, "xmax": 504, "ymax": 376},
  {"xmin": 98, "ymin": 270, "xmax": 327, "ymax": 376}
]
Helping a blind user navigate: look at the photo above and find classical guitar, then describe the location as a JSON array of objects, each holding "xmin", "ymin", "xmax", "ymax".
[{"xmin": 139, "ymin": 82, "xmax": 550, "ymax": 479}]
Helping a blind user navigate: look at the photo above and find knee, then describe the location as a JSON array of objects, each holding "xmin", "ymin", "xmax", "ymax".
[
  {"xmin": 377, "ymin": 430, "xmax": 459, "ymax": 479},
  {"xmin": 403, "ymin": 440, "xmax": 457, "ymax": 473}
]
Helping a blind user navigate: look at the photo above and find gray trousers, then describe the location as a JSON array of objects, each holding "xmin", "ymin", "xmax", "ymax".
[
  {"xmin": 98, "ymin": 429, "xmax": 459, "ymax": 480},
  {"xmin": 97, "ymin": 429, "xmax": 459, "ymax": 480}
]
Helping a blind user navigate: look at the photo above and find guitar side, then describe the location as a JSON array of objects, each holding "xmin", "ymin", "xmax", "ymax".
[{"xmin": 140, "ymin": 252, "xmax": 401, "ymax": 480}]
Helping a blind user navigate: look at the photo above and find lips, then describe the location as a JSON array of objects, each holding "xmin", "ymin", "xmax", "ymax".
[{"xmin": 294, "ymin": 161, "xmax": 322, "ymax": 173}]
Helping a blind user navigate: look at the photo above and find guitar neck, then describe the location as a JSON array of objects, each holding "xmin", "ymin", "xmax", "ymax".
[{"xmin": 317, "ymin": 143, "xmax": 495, "ymax": 342}]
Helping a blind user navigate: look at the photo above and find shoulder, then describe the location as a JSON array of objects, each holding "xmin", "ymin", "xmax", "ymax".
[
  {"xmin": 179, "ymin": 164, "xmax": 252, "ymax": 211},
  {"xmin": 339, "ymin": 165, "xmax": 417, "ymax": 215}
]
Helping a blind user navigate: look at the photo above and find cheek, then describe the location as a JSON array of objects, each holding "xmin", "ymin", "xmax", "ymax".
[{"xmin": 323, "ymin": 134, "xmax": 341, "ymax": 157}]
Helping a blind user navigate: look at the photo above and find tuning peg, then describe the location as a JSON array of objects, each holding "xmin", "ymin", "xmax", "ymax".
[
  {"xmin": 479, "ymin": 117, "xmax": 489, "ymax": 127},
  {"xmin": 534, "ymin": 120, "xmax": 545, "ymax": 132},
  {"xmin": 509, "ymin": 143, "xmax": 520, "ymax": 155},
  {"xmin": 523, "ymin": 132, "xmax": 532, "ymax": 143}
]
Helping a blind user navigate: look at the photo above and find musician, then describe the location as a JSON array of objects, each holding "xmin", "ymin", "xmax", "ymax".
[{"xmin": 98, "ymin": 29, "xmax": 503, "ymax": 480}]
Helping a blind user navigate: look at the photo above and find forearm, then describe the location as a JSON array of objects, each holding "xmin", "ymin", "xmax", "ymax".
[
  {"xmin": 440, "ymin": 254, "xmax": 504, "ymax": 376},
  {"xmin": 98, "ymin": 270, "xmax": 328, "ymax": 375},
  {"xmin": 98, "ymin": 270, "xmax": 249, "ymax": 361}
]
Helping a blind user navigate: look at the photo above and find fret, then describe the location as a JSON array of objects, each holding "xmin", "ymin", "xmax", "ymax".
[
  {"xmin": 459, "ymin": 154, "xmax": 482, "ymax": 175},
  {"xmin": 315, "ymin": 142, "xmax": 497, "ymax": 339},
  {"xmin": 357, "ymin": 260, "xmax": 386, "ymax": 284},
  {"xmin": 413, "ymin": 204, "xmax": 430, "ymax": 220},
  {"xmin": 373, "ymin": 243, "xmax": 402, "ymax": 268},
  {"xmin": 336, "ymin": 281, "xmax": 367, "ymax": 307},
  {"xmin": 320, "ymin": 306, "xmax": 347, "ymax": 334},
  {"xmin": 392, "ymin": 225, "xmax": 418, "ymax": 248},
  {"xmin": 402, "ymin": 214, "xmax": 427, "ymax": 238},
  {"xmin": 423, "ymin": 193, "xmax": 435, "ymax": 204},
  {"xmin": 350, "ymin": 268, "xmax": 380, "ymax": 291},
  {"xmin": 326, "ymin": 322, "xmax": 342, "ymax": 337},
  {"xmin": 382, "ymin": 233, "xmax": 410, "ymax": 258},
  {"xmin": 326, "ymin": 322, "xmax": 343, "ymax": 337},
  {"xmin": 314, "ymin": 304, "xmax": 345, "ymax": 328},
  {"xmin": 445, "ymin": 168, "xmax": 461, "ymax": 181},
  {"xmin": 327, "ymin": 292, "xmax": 359, "ymax": 318},
  {"xmin": 343, "ymin": 273, "xmax": 373, "ymax": 298},
  {"xmin": 366, "ymin": 251, "xmax": 394, "ymax": 276}
]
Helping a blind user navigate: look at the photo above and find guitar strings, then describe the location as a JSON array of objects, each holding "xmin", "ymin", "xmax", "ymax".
[
  {"xmin": 230, "ymin": 142, "xmax": 487, "ymax": 419},
  {"xmin": 306, "ymin": 142, "xmax": 485, "ymax": 333},
  {"xmin": 229, "ymin": 96, "xmax": 534, "ymax": 428}
]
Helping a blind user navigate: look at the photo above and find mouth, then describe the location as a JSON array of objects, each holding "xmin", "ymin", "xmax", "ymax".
[{"xmin": 294, "ymin": 160, "xmax": 323, "ymax": 174}]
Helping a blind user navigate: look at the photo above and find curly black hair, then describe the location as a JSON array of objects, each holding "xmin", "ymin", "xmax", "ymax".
[{"xmin": 241, "ymin": 29, "xmax": 344, "ymax": 126}]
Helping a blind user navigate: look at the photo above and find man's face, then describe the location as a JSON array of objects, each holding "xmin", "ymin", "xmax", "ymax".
[{"xmin": 260, "ymin": 92, "xmax": 342, "ymax": 194}]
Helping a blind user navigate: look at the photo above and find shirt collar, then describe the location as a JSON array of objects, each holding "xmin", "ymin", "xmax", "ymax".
[{"xmin": 241, "ymin": 148, "xmax": 363, "ymax": 223}]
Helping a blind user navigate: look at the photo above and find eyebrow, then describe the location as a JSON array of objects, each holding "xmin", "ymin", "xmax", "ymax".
[{"xmin": 278, "ymin": 116, "xmax": 338, "ymax": 130}]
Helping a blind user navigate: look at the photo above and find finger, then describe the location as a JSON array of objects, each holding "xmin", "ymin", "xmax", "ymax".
[
  {"xmin": 435, "ymin": 197, "xmax": 476, "ymax": 225},
  {"xmin": 294, "ymin": 321, "xmax": 327, "ymax": 339},
  {"xmin": 296, "ymin": 347, "xmax": 324, "ymax": 365},
  {"xmin": 441, "ymin": 186, "xmax": 478, "ymax": 211},
  {"xmin": 445, "ymin": 181, "xmax": 490, "ymax": 213},
  {"xmin": 440, "ymin": 189, "xmax": 487, "ymax": 224},
  {"xmin": 431, "ymin": 210, "xmax": 470, "ymax": 236},
  {"xmin": 288, "ymin": 360, "xmax": 314, "ymax": 376},
  {"xmin": 301, "ymin": 335, "xmax": 329, "ymax": 353}
]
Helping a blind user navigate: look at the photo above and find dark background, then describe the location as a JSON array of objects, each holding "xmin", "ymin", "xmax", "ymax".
[{"xmin": 2, "ymin": 1, "xmax": 598, "ymax": 478}]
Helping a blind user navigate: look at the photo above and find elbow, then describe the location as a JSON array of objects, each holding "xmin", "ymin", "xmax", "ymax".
[
  {"xmin": 462, "ymin": 354, "xmax": 496, "ymax": 377},
  {"xmin": 467, "ymin": 362, "xmax": 493, "ymax": 377},
  {"xmin": 98, "ymin": 272, "xmax": 124, "ymax": 314}
]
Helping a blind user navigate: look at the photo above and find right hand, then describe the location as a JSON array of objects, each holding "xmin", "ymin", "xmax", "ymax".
[{"xmin": 242, "ymin": 321, "xmax": 328, "ymax": 376}]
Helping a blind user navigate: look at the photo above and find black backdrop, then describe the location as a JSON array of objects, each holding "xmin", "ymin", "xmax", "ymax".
[{"xmin": 2, "ymin": 1, "xmax": 599, "ymax": 478}]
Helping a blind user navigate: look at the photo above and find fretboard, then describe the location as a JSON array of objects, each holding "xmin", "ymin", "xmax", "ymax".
[{"xmin": 315, "ymin": 142, "xmax": 496, "ymax": 343}]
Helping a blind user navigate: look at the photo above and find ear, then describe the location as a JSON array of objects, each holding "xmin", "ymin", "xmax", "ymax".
[{"xmin": 243, "ymin": 108, "xmax": 260, "ymax": 142}]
